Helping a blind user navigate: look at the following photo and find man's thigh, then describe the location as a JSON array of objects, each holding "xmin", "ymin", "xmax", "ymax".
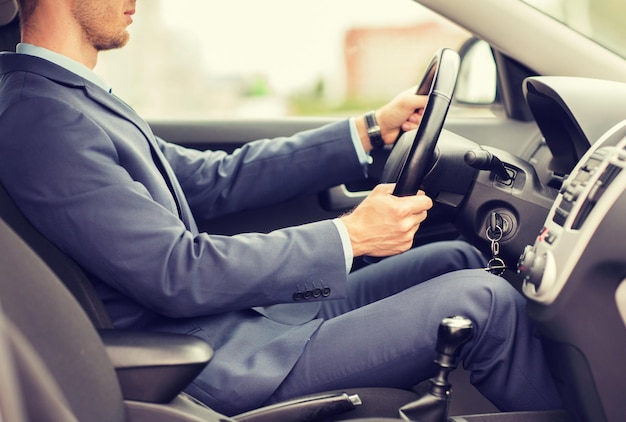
[
  {"xmin": 318, "ymin": 240, "xmax": 486, "ymax": 319},
  {"xmin": 268, "ymin": 268, "xmax": 503, "ymax": 402}
]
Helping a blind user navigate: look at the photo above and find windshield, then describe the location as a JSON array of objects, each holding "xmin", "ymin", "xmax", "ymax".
[{"xmin": 522, "ymin": 0, "xmax": 625, "ymax": 59}]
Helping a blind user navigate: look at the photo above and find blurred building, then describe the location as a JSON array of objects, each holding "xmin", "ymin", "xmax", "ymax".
[{"xmin": 344, "ymin": 21, "xmax": 469, "ymax": 101}]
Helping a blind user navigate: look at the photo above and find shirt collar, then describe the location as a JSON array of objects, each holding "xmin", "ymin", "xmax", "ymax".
[{"xmin": 16, "ymin": 43, "xmax": 111, "ymax": 93}]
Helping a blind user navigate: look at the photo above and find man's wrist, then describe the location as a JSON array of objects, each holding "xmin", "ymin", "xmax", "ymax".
[
  {"xmin": 332, "ymin": 218, "xmax": 354, "ymax": 273},
  {"xmin": 364, "ymin": 111, "xmax": 385, "ymax": 150}
]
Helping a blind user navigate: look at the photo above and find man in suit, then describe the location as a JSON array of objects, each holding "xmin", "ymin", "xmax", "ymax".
[{"xmin": 0, "ymin": 0, "xmax": 561, "ymax": 416}]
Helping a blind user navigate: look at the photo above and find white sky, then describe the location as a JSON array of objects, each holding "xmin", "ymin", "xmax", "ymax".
[
  {"xmin": 153, "ymin": 0, "xmax": 439, "ymax": 93},
  {"xmin": 95, "ymin": 0, "xmax": 456, "ymax": 117}
]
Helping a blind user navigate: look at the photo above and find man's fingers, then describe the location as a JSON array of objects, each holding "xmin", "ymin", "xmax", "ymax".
[
  {"xmin": 373, "ymin": 183, "xmax": 396, "ymax": 194},
  {"xmin": 408, "ymin": 193, "xmax": 433, "ymax": 213}
]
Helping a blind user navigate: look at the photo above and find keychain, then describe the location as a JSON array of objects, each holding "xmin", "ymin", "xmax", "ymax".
[{"xmin": 485, "ymin": 212, "xmax": 507, "ymax": 276}]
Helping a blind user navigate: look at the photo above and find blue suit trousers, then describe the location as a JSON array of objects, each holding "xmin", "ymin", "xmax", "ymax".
[{"xmin": 266, "ymin": 240, "xmax": 562, "ymax": 412}]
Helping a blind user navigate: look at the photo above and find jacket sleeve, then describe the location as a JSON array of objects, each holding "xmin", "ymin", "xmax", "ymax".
[
  {"xmin": 0, "ymin": 96, "xmax": 356, "ymax": 318},
  {"xmin": 157, "ymin": 119, "xmax": 365, "ymax": 220}
]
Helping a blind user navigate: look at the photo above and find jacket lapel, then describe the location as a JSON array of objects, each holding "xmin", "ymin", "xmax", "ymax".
[{"xmin": 84, "ymin": 84, "xmax": 198, "ymax": 232}]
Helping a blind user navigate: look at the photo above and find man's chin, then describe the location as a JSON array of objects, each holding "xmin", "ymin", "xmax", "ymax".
[{"xmin": 95, "ymin": 32, "xmax": 130, "ymax": 52}]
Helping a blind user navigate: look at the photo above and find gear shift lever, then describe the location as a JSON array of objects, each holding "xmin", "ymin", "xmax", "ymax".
[{"xmin": 399, "ymin": 316, "xmax": 474, "ymax": 422}]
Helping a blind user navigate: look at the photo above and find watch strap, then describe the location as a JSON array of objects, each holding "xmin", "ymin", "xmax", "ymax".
[{"xmin": 365, "ymin": 111, "xmax": 385, "ymax": 149}]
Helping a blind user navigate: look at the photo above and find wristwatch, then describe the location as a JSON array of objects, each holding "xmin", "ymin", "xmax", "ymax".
[{"xmin": 365, "ymin": 111, "xmax": 385, "ymax": 149}]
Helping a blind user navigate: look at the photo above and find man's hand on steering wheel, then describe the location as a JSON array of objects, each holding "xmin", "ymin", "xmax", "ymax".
[
  {"xmin": 356, "ymin": 90, "xmax": 428, "ymax": 152},
  {"xmin": 340, "ymin": 184, "xmax": 433, "ymax": 258},
  {"xmin": 343, "ymin": 49, "xmax": 460, "ymax": 259}
]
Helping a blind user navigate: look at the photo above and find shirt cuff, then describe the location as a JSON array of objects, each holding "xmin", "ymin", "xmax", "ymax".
[
  {"xmin": 332, "ymin": 218, "xmax": 354, "ymax": 274},
  {"xmin": 349, "ymin": 117, "xmax": 373, "ymax": 176}
]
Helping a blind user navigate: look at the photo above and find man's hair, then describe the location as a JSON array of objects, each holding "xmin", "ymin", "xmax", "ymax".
[{"xmin": 16, "ymin": 0, "xmax": 36, "ymax": 25}]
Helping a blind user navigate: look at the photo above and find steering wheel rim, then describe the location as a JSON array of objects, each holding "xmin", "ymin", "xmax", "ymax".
[{"xmin": 380, "ymin": 48, "xmax": 460, "ymax": 197}]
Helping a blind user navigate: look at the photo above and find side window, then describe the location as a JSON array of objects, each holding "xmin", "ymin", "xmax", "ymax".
[{"xmin": 96, "ymin": 0, "xmax": 471, "ymax": 120}]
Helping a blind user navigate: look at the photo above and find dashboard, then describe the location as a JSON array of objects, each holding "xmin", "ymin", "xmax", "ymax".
[
  {"xmin": 506, "ymin": 76, "xmax": 626, "ymax": 421},
  {"xmin": 430, "ymin": 77, "xmax": 626, "ymax": 268}
]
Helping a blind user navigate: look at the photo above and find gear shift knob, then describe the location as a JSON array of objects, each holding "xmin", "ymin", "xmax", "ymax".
[
  {"xmin": 399, "ymin": 316, "xmax": 474, "ymax": 422},
  {"xmin": 436, "ymin": 316, "xmax": 474, "ymax": 358}
]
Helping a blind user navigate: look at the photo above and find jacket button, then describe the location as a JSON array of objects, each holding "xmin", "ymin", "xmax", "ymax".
[
  {"xmin": 322, "ymin": 287, "xmax": 331, "ymax": 297},
  {"xmin": 293, "ymin": 292, "xmax": 303, "ymax": 301},
  {"xmin": 303, "ymin": 290, "xmax": 312, "ymax": 300},
  {"xmin": 312, "ymin": 288, "xmax": 322, "ymax": 298}
]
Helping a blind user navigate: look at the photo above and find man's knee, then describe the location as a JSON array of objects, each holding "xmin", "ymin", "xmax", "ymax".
[
  {"xmin": 404, "ymin": 240, "xmax": 486, "ymax": 278},
  {"xmin": 457, "ymin": 273, "xmax": 530, "ymax": 360},
  {"xmin": 433, "ymin": 270, "xmax": 526, "ymax": 333},
  {"xmin": 445, "ymin": 240, "xmax": 487, "ymax": 268},
  {"xmin": 415, "ymin": 240, "xmax": 486, "ymax": 271}
]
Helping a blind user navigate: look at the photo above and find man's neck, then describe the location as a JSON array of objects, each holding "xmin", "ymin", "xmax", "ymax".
[
  {"xmin": 21, "ymin": 35, "xmax": 98, "ymax": 70},
  {"xmin": 16, "ymin": 43, "xmax": 112, "ymax": 93},
  {"xmin": 21, "ymin": 4, "xmax": 99, "ymax": 69}
]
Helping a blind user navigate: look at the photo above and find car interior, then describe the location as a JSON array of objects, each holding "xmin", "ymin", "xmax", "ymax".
[{"xmin": 1, "ymin": 0, "xmax": 625, "ymax": 421}]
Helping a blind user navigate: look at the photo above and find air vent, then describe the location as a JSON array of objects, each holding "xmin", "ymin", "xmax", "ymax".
[
  {"xmin": 572, "ymin": 163, "xmax": 622, "ymax": 229},
  {"xmin": 552, "ymin": 149, "xmax": 608, "ymax": 226}
]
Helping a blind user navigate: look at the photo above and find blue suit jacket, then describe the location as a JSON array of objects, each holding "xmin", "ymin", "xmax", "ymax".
[{"xmin": 0, "ymin": 52, "xmax": 366, "ymax": 414}]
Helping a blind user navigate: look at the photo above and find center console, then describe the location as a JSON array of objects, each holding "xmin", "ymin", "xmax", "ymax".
[{"xmin": 517, "ymin": 120, "xmax": 626, "ymax": 422}]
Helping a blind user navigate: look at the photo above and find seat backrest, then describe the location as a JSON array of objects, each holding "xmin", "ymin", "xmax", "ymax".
[
  {"xmin": 0, "ymin": 218, "xmax": 126, "ymax": 422},
  {"xmin": 0, "ymin": 183, "xmax": 112, "ymax": 328},
  {"xmin": 0, "ymin": 0, "xmax": 19, "ymax": 52},
  {"xmin": 0, "ymin": 306, "xmax": 82, "ymax": 422},
  {"xmin": 0, "ymin": 299, "xmax": 27, "ymax": 422},
  {"xmin": 0, "ymin": 0, "xmax": 17, "ymax": 26}
]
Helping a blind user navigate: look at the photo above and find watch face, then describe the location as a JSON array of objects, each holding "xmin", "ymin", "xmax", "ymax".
[
  {"xmin": 365, "ymin": 112, "xmax": 383, "ymax": 147},
  {"xmin": 366, "ymin": 113, "xmax": 380, "ymax": 132}
]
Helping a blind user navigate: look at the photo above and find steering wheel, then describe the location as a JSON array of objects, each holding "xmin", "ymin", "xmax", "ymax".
[{"xmin": 380, "ymin": 48, "xmax": 460, "ymax": 196}]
